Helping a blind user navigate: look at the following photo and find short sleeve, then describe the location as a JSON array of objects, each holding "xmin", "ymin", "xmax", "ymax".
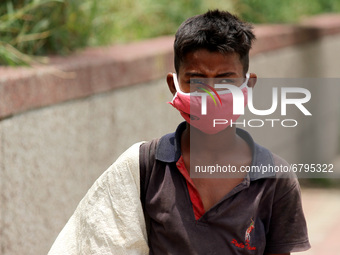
[{"xmin": 265, "ymin": 154, "xmax": 311, "ymax": 253}]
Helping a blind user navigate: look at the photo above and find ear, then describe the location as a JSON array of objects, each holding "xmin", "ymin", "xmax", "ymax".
[
  {"xmin": 167, "ymin": 72, "xmax": 177, "ymax": 96},
  {"xmin": 247, "ymin": 73, "xmax": 257, "ymax": 88}
]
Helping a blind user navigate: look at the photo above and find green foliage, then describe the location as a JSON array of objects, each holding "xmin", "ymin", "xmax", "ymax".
[
  {"xmin": 234, "ymin": 0, "xmax": 340, "ymax": 23},
  {"xmin": 0, "ymin": 0, "xmax": 339, "ymax": 66},
  {"xmin": 0, "ymin": 0, "xmax": 102, "ymax": 65},
  {"xmin": 84, "ymin": 0, "xmax": 234, "ymax": 45},
  {"xmin": 0, "ymin": 0, "xmax": 219, "ymax": 65},
  {"xmin": 0, "ymin": 0, "xmax": 61, "ymax": 65}
]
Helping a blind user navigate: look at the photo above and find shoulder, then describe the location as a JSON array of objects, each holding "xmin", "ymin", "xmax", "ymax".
[
  {"xmin": 271, "ymin": 153, "xmax": 289, "ymax": 167},
  {"xmin": 251, "ymin": 141, "xmax": 300, "ymax": 198},
  {"xmin": 87, "ymin": 142, "xmax": 145, "ymax": 195},
  {"xmin": 267, "ymin": 152, "xmax": 301, "ymax": 204},
  {"xmin": 271, "ymin": 152, "xmax": 298, "ymax": 179}
]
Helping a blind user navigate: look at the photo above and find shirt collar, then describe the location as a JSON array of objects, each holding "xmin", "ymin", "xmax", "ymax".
[
  {"xmin": 155, "ymin": 122, "xmax": 276, "ymax": 180},
  {"xmin": 155, "ymin": 121, "xmax": 185, "ymax": 163}
]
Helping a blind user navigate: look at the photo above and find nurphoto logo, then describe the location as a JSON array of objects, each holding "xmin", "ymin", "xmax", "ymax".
[{"xmin": 195, "ymin": 81, "xmax": 312, "ymax": 128}]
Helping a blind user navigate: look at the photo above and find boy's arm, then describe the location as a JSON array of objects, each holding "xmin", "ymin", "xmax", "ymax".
[{"xmin": 264, "ymin": 154, "xmax": 310, "ymax": 254}]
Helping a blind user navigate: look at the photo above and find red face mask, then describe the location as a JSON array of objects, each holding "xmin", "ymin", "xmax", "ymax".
[{"xmin": 169, "ymin": 73, "xmax": 249, "ymax": 134}]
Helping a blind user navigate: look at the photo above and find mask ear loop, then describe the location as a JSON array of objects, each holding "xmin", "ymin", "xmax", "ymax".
[
  {"xmin": 241, "ymin": 73, "xmax": 250, "ymax": 89},
  {"xmin": 172, "ymin": 73, "xmax": 181, "ymax": 92}
]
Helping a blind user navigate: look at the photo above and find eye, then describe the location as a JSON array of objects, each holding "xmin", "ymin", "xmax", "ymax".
[
  {"xmin": 189, "ymin": 79, "xmax": 206, "ymax": 92},
  {"xmin": 218, "ymin": 78, "xmax": 236, "ymax": 84},
  {"xmin": 189, "ymin": 79, "xmax": 203, "ymax": 85}
]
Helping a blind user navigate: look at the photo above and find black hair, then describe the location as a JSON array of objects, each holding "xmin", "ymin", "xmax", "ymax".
[{"xmin": 174, "ymin": 10, "xmax": 256, "ymax": 74}]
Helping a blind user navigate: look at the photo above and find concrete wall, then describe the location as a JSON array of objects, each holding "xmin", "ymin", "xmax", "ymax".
[
  {"xmin": 0, "ymin": 79, "xmax": 182, "ymax": 255},
  {"xmin": 1, "ymin": 14, "xmax": 340, "ymax": 255}
]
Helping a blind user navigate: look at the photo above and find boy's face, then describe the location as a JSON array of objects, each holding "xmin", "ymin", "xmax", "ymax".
[{"xmin": 167, "ymin": 49, "xmax": 255, "ymax": 95}]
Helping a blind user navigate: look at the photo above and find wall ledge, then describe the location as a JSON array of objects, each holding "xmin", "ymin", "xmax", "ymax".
[{"xmin": 1, "ymin": 14, "xmax": 340, "ymax": 120}]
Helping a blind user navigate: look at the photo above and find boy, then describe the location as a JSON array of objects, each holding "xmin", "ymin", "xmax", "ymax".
[{"xmin": 49, "ymin": 10, "xmax": 310, "ymax": 255}]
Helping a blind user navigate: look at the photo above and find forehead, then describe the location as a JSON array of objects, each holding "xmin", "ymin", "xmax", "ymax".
[{"xmin": 179, "ymin": 49, "xmax": 243, "ymax": 76}]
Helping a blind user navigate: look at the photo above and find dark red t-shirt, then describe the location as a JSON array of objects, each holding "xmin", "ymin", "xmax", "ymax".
[{"xmin": 140, "ymin": 122, "xmax": 310, "ymax": 254}]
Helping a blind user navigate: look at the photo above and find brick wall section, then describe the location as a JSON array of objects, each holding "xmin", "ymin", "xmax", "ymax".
[{"xmin": 1, "ymin": 14, "xmax": 340, "ymax": 120}]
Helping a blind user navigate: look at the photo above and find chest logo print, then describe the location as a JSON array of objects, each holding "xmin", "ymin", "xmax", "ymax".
[
  {"xmin": 245, "ymin": 218, "xmax": 255, "ymax": 242},
  {"xmin": 231, "ymin": 218, "xmax": 257, "ymax": 251}
]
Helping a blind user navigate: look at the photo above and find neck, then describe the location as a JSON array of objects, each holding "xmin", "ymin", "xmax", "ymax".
[{"xmin": 182, "ymin": 123, "xmax": 238, "ymax": 154}]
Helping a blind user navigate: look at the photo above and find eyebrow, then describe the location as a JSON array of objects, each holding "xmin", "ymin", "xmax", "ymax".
[{"xmin": 184, "ymin": 72, "xmax": 237, "ymax": 78}]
